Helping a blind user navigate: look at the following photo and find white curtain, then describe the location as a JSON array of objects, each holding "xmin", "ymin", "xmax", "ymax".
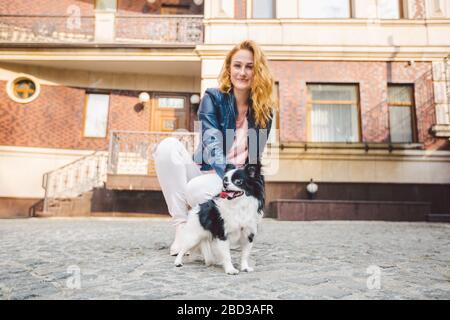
[
  {"xmin": 389, "ymin": 107, "xmax": 413, "ymax": 143},
  {"xmin": 388, "ymin": 85, "xmax": 414, "ymax": 143},
  {"xmin": 309, "ymin": 84, "xmax": 359, "ymax": 142},
  {"xmin": 312, "ymin": 104, "xmax": 358, "ymax": 142}
]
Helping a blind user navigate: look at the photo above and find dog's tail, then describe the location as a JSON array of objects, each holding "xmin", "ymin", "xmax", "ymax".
[{"xmin": 200, "ymin": 240, "xmax": 219, "ymax": 267}]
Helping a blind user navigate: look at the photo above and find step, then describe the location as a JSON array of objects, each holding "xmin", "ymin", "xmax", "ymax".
[
  {"xmin": 427, "ymin": 214, "xmax": 450, "ymax": 223},
  {"xmin": 270, "ymin": 199, "xmax": 431, "ymax": 221},
  {"xmin": 34, "ymin": 211, "xmax": 54, "ymax": 218}
]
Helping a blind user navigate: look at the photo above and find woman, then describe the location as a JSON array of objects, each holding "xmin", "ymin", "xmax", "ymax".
[{"xmin": 153, "ymin": 40, "xmax": 277, "ymax": 255}]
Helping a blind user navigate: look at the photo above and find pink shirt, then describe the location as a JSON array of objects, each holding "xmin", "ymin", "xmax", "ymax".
[
  {"xmin": 199, "ymin": 117, "xmax": 249, "ymax": 175},
  {"xmin": 226, "ymin": 116, "xmax": 248, "ymax": 168}
]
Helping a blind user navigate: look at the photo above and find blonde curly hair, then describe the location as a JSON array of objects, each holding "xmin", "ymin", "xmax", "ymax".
[{"xmin": 218, "ymin": 40, "xmax": 278, "ymax": 129}]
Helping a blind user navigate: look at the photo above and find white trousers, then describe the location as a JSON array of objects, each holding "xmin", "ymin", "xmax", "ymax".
[{"xmin": 153, "ymin": 137, "xmax": 223, "ymax": 226}]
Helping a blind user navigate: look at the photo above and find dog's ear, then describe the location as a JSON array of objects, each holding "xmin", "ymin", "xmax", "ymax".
[
  {"xmin": 246, "ymin": 164, "xmax": 260, "ymax": 178},
  {"xmin": 225, "ymin": 163, "xmax": 236, "ymax": 173}
]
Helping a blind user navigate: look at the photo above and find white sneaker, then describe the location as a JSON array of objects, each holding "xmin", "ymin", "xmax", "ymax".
[{"xmin": 170, "ymin": 223, "xmax": 186, "ymax": 256}]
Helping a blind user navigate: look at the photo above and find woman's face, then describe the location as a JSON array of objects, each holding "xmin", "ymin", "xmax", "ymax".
[{"xmin": 230, "ymin": 49, "xmax": 254, "ymax": 92}]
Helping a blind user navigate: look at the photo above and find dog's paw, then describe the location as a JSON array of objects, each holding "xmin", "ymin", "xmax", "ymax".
[
  {"xmin": 241, "ymin": 266, "xmax": 254, "ymax": 273},
  {"xmin": 225, "ymin": 267, "xmax": 239, "ymax": 275}
]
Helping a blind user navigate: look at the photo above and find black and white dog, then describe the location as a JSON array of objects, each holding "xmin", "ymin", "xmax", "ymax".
[{"xmin": 174, "ymin": 162, "xmax": 265, "ymax": 275}]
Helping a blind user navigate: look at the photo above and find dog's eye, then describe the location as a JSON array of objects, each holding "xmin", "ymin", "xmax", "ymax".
[{"xmin": 234, "ymin": 179, "xmax": 243, "ymax": 185}]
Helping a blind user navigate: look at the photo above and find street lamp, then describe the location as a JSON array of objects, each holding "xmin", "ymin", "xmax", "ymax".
[
  {"xmin": 306, "ymin": 178, "xmax": 318, "ymax": 200},
  {"xmin": 135, "ymin": 92, "xmax": 150, "ymax": 113},
  {"xmin": 190, "ymin": 94, "xmax": 200, "ymax": 105}
]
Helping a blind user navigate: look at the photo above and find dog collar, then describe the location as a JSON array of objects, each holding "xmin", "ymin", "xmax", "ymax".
[{"xmin": 219, "ymin": 191, "xmax": 244, "ymax": 200}]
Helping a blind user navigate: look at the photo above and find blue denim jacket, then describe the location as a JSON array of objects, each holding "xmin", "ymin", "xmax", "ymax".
[{"xmin": 192, "ymin": 88, "xmax": 273, "ymax": 179}]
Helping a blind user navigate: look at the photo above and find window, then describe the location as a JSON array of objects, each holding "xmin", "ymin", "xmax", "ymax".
[
  {"xmin": 7, "ymin": 74, "xmax": 41, "ymax": 104},
  {"xmin": 158, "ymin": 97, "xmax": 185, "ymax": 109},
  {"xmin": 14, "ymin": 79, "xmax": 36, "ymax": 99},
  {"xmin": 388, "ymin": 85, "xmax": 416, "ymax": 143},
  {"xmin": 83, "ymin": 93, "xmax": 110, "ymax": 138},
  {"xmin": 252, "ymin": 0, "xmax": 276, "ymax": 18},
  {"xmin": 95, "ymin": 0, "xmax": 116, "ymax": 11},
  {"xmin": 300, "ymin": 0, "xmax": 351, "ymax": 18},
  {"xmin": 307, "ymin": 84, "xmax": 360, "ymax": 143},
  {"xmin": 377, "ymin": 0, "xmax": 402, "ymax": 19},
  {"xmin": 268, "ymin": 82, "xmax": 280, "ymax": 144}
]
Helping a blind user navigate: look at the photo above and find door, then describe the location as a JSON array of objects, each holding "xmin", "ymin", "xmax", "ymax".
[
  {"xmin": 150, "ymin": 94, "xmax": 189, "ymax": 132},
  {"xmin": 148, "ymin": 93, "xmax": 190, "ymax": 176}
]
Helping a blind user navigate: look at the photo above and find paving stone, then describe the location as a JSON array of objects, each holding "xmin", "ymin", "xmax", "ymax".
[{"xmin": 0, "ymin": 218, "xmax": 449, "ymax": 299}]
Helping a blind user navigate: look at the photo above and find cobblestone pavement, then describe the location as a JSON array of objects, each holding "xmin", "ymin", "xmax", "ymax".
[{"xmin": 0, "ymin": 217, "xmax": 449, "ymax": 300}]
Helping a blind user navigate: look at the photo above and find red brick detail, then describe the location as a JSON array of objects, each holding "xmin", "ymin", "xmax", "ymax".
[
  {"xmin": 411, "ymin": 0, "xmax": 426, "ymax": 19},
  {"xmin": 269, "ymin": 61, "xmax": 436, "ymax": 147},
  {"xmin": 234, "ymin": 0, "xmax": 247, "ymax": 19},
  {"xmin": 0, "ymin": 0, "xmax": 94, "ymax": 16},
  {"xmin": 0, "ymin": 82, "xmax": 150, "ymax": 150}
]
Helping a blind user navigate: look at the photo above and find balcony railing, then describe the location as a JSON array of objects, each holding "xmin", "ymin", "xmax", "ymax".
[
  {"xmin": 114, "ymin": 15, "xmax": 203, "ymax": 45},
  {"xmin": 0, "ymin": 15, "xmax": 95, "ymax": 43},
  {"xmin": 108, "ymin": 130, "xmax": 198, "ymax": 176},
  {"xmin": 0, "ymin": 14, "xmax": 203, "ymax": 45}
]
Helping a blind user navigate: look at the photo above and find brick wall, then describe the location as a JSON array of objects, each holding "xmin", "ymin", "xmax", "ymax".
[
  {"xmin": 0, "ymin": 60, "xmax": 440, "ymax": 151},
  {"xmin": 269, "ymin": 60, "xmax": 436, "ymax": 147},
  {"xmin": 0, "ymin": 82, "xmax": 153, "ymax": 150},
  {"xmin": 0, "ymin": 0, "xmax": 94, "ymax": 16}
]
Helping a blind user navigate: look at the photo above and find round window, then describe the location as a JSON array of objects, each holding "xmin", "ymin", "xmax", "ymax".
[{"xmin": 7, "ymin": 74, "xmax": 41, "ymax": 104}]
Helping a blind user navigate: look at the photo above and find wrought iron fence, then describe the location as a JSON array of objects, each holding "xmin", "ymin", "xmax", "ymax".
[
  {"xmin": 42, "ymin": 151, "xmax": 108, "ymax": 212},
  {"xmin": 114, "ymin": 14, "xmax": 203, "ymax": 44},
  {"xmin": 108, "ymin": 130, "xmax": 198, "ymax": 176},
  {"xmin": 0, "ymin": 14, "xmax": 203, "ymax": 45},
  {"xmin": 0, "ymin": 15, "xmax": 95, "ymax": 43}
]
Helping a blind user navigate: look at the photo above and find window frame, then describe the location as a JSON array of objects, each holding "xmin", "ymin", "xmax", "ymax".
[
  {"xmin": 306, "ymin": 83, "xmax": 362, "ymax": 143},
  {"xmin": 156, "ymin": 95, "xmax": 187, "ymax": 110},
  {"xmin": 376, "ymin": 0, "xmax": 405, "ymax": 19},
  {"xmin": 387, "ymin": 84, "xmax": 417, "ymax": 144},
  {"xmin": 267, "ymin": 81, "xmax": 280, "ymax": 145},
  {"xmin": 251, "ymin": 0, "xmax": 277, "ymax": 19},
  {"xmin": 6, "ymin": 74, "xmax": 41, "ymax": 104},
  {"xmin": 82, "ymin": 91, "xmax": 111, "ymax": 139}
]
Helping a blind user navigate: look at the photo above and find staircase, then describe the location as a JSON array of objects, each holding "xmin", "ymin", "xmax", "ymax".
[
  {"xmin": 37, "ymin": 151, "xmax": 108, "ymax": 217},
  {"xmin": 35, "ymin": 130, "xmax": 196, "ymax": 217}
]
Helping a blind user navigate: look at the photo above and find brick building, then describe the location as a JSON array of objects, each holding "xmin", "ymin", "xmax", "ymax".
[{"xmin": 0, "ymin": 0, "xmax": 449, "ymax": 221}]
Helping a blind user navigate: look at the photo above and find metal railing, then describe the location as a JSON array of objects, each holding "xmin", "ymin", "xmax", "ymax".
[
  {"xmin": 114, "ymin": 15, "xmax": 204, "ymax": 45},
  {"xmin": 42, "ymin": 151, "xmax": 108, "ymax": 212},
  {"xmin": 108, "ymin": 130, "xmax": 198, "ymax": 176},
  {"xmin": 0, "ymin": 14, "xmax": 203, "ymax": 45},
  {"xmin": 0, "ymin": 15, "xmax": 95, "ymax": 43},
  {"xmin": 40, "ymin": 130, "xmax": 197, "ymax": 213}
]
